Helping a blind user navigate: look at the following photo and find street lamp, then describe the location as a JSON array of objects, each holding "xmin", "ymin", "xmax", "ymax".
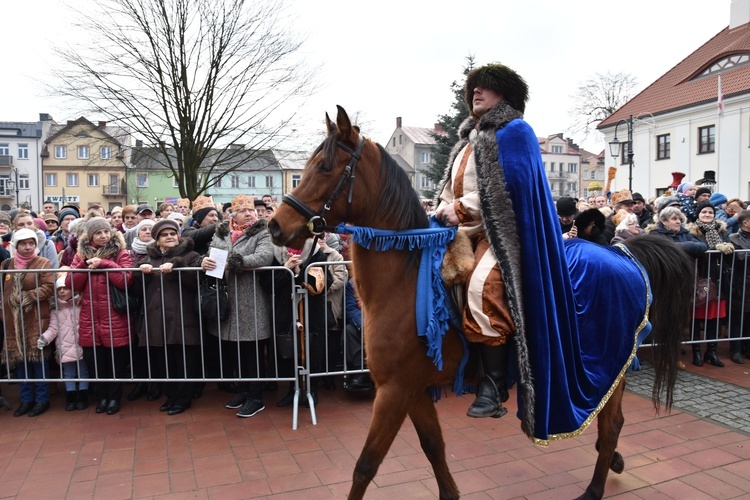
[
  {"xmin": 6, "ymin": 168, "xmax": 19, "ymax": 208},
  {"xmin": 608, "ymin": 114, "xmax": 634, "ymax": 192}
]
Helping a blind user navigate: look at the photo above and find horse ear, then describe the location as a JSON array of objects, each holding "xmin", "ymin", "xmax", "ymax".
[
  {"xmin": 335, "ymin": 105, "xmax": 355, "ymax": 142},
  {"xmin": 325, "ymin": 113, "xmax": 336, "ymax": 136}
]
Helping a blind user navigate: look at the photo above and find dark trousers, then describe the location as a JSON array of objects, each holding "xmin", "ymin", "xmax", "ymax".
[
  {"xmin": 730, "ymin": 311, "xmax": 750, "ymax": 355},
  {"xmin": 83, "ymin": 345, "xmax": 130, "ymax": 402},
  {"xmin": 344, "ymin": 324, "xmax": 365, "ymax": 370},
  {"xmin": 148, "ymin": 344, "xmax": 199, "ymax": 406},
  {"xmin": 221, "ymin": 339, "xmax": 266, "ymax": 400}
]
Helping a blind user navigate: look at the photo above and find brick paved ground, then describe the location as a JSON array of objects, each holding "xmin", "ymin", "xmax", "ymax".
[{"xmin": 0, "ymin": 342, "xmax": 747, "ymax": 499}]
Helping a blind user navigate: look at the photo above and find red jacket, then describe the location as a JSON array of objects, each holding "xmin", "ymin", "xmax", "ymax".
[{"xmin": 66, "ymin": 232, "xmax": 133, "ymax": 348}]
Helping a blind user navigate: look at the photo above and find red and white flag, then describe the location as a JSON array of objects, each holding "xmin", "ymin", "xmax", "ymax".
[{"xmin": 718, "ymin": 74, "xmax": 724, "ymax": 115}]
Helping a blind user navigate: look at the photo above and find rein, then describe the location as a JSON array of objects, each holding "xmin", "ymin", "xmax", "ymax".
[{"xmin": 282, "ymin": 136, "xmax": 364, "ymax": 237}]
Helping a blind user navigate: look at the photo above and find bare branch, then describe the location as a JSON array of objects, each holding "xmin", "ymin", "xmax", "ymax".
[{"xmin": 568, "ymin": 71, "xmax": 638, "ymax": 142}]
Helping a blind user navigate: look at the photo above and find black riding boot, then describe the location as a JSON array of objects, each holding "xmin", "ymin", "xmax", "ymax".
[
  {"xmin": 467, "ymin": 344, "xmax": 509, "ymax": 419},
  {"xmin": 703, "ymin": 343, "xmax": 724, "ymax": 367},
  {"xmin": 692, "ymin": 344, "xmax": 704, "ymax": 366}
]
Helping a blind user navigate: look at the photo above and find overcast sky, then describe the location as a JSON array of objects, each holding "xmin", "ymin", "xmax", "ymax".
[{"xmin": 3, "ymin": 0, "xmax": 731, "ymax": 154}]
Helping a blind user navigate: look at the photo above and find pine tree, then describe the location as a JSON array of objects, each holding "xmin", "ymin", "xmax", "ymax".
[{"xmin": 424, "ymin": 56, "xmax": 476, "ymax": 199}]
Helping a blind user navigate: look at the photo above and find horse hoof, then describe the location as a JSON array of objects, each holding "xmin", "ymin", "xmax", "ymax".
[{"xmin": 610, "ymin": 451, "xmax": 624, "ymax": 474}]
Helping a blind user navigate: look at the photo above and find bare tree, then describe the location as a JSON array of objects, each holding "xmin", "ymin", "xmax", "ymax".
[
  {"xmin": 568, "ymin": 71, "xmax": 638, "ymax": 142},
  {"xmin": 51, "ymin": 0, "xmax": 315, "ymax": 200}
]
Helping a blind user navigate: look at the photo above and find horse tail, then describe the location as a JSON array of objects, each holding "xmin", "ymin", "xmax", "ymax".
[{"xmin": 623, "ymin": 234, "xmax": 694, "ymax": 411}]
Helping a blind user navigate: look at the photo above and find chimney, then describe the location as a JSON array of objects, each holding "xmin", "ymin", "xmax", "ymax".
[
  {"xmin": 98, "ymin": 121, "xmax": 107, "ymax": 128},
  {"xmin": 396, "ymin": 117, "xmax": 402, "ymax": 129},
  {"xmin": 730, "ymin": 0, "xmax": 750, "ymax": 29},
  {"xmin": 39, "ymin": 113, "xmax": 52, "ymax": 122},
  {"xmin": 434, "ymin": 123, "xmax": 444, "ymax": 135},
  {"xmin": 135, "ymin": 139, "xmax": 143, "ymax": 148}
]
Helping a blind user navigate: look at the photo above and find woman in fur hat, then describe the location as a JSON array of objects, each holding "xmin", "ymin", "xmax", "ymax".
[
  {"xmin": 65, "ymin": 216, "xmax": 133, "ymax": 415},
  {"xmin": 2, "ymin": 228, "xmax": 55, "ymax": 417},
  {"xmin": 201, "ymin": 195, "xmax": 274, "ymax": 418},
  {"xmin": 687, "ymin": 202, "xmax": 734, "ymax": 367}
]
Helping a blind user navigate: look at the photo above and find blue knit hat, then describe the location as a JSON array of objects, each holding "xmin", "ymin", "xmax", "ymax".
[
  {"xmin": 710, "ymin": 192, "xmax": 728, "ymax": 206},
  {"xmin": 58, "ymin": 208, "xmax": 78, "ymax": 224}
]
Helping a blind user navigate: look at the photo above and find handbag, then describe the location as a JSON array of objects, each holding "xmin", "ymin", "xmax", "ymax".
[
  {"xmin": 694, "ymin": 277, "xmax": 718, "ymax": 308},
  {"xmin": 198, "ymin": 276, "xmax": 230, "ymax": 321},
  {"xmin": 110, "ymin": 283, "xmax": 141, "ymax": 315}
]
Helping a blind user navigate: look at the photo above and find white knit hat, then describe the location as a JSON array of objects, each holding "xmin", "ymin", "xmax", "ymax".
[{"xmin": 11, "ymin": 228, "xmax": 39, "ymax": 251}]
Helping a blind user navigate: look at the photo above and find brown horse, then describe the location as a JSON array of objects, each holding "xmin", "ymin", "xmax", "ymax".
[{"xmin": 267, "ymin": 106, "xmax": 694, "ymax": 500}]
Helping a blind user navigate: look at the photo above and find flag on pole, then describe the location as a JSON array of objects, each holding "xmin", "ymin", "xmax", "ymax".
[{"xmin": 718, "ymin": 74, "xmax": 724, "ymax": 115}]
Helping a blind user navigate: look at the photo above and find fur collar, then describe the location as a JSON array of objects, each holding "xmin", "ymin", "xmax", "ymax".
[
  {"xmin": 145, "ymin": 237, "xmax": 195, "ymax": 259},
  {"xmin": 77, "ymin": 230, "xmax": 126, "ymax": 261},
  {"xmin": 215, "ymin": 219, "xmax": 267, "ymax": 239}
]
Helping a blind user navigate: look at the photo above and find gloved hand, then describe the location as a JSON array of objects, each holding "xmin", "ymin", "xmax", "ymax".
[
  {"xmin": 715, "ymin": 242, "xmax": 734, "ymax": 255},
  {"xmin": 37, "ymin": 337, "xmax": 47, "ymax": 350}
]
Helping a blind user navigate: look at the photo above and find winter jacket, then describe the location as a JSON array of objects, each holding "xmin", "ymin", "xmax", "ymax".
[
  {"xmin": 182, "ymin": 222, "xmax": 218, "ymax": 256},
  {"xmin": 729, "ymin": 230, "xmax": 750, "ymax": 310},
  {"xmin": 645, "ymin": 222, "xmax": 708, "ymax": 259},
  {"xmin": 319, "ymin": 244, "xmax": 348, "ymax": 329},
  {"xmin": 41, "ymin": 295, "xmax": 83, "ymax": 363},
  {"xmin": 206, "ymin": 220, "xmax": 274, "ymax": 342},
  {"xmin": 1, "ymin": 256, "xmax": 54, "ymax": 364},
  {"xmin": 136, "ymin": 238, "xmax": 202, "ymax": 347},
  {"xmin": 65, "ymin": 231, "xmax": 133, "ymax": 348}
]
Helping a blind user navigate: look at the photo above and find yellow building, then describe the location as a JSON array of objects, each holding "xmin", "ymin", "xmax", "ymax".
[{"xmin": 41, "ymin": 117, "xmax": 129, "ymax": 212}]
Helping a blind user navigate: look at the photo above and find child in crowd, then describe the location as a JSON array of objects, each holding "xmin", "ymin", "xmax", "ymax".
[{"xmin": 38, "ymin": 274, "xmax": 89, "ymax": 411}]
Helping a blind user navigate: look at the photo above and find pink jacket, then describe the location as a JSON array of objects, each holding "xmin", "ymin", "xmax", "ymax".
[{"xmin": 41, "ymin": 296, "xmax": 83, "ymax": 363}]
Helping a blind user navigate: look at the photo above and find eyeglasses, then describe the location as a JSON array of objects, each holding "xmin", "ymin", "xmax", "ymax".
[{"xmin": 158, "ymin": 231, "xmax": 178, "ymax": 237}]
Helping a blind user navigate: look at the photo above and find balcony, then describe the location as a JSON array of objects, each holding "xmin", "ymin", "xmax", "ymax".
[
  {"xmin": 0, "ymin": 187, "xmax": 13, "ymax": 198},
  {"xmin": 102, "ymin": 184, "xmax": 121, "ymax": 196},
  {"xmin": 0, "ymin": 156, "xmax": 12, "ymax": 167}
]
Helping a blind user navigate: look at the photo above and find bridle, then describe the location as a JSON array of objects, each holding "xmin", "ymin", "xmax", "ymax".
[{"xmin": 282, "ymin": 136, "xmax": 364, "ymax": 236}]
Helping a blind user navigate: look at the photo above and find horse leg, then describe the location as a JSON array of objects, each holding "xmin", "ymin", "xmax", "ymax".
[
  {"xmin": 408, "ymin": 390, "xmax": 459, "ymax": 500},
  {"xmin": 577, "ymin": 379, "xmax": 625, "ymax": 500},
  {"xmin": 348, "ymin": 384, "xmax": 413, "ymax": 500}
]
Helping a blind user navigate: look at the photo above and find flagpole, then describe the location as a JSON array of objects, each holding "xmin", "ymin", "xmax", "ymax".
[{"xmin": 716, "ymin": 74, "xmax": 722, "ymax": 193}]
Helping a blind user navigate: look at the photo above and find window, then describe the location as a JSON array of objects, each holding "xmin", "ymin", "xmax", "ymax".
[
  {"xmin": 100, "ymin": 146, "xmax": 112, "ymax": 159},
  {"xmin": 550, "ymin": 162, "xmax": 555, "ymax": 172},
  {"xmin": 698, "ymin": 54, "xmax": 750, "ymax": 77},
  {"xmin": 420, "ymin": 151, "xmax": 432, "ymax": 163},
  {"xmin": 0, "ymin": 143, "xmax": 8, "ymax": 155},
  {"xmin": 399, "ymin": 135, "xmax": 402, "ymax": 145},
  {"xmin": 67, "ymin": 173, "xmax": 79, "ymax": 187},
  {"xmin": 173, "ymin": 177, "xmax": 179, "ymax": 188},
  {"xmin": 247, "ymin": 175, "xmax": 256, "ymax": 188},
  {"xmin": 88, "ymin": 174, "xmax": 99, "ymax": 187},
  {"xmin": 392, "ymin": 138, "xmax": 396, "ymax": 147},
  {"xmin": 137, "ymin": 173, "xmax": 148, "ymax": 187},
  {"xmin": 17, "ymin": 143, "xmax": 29, "ymax": 159},
  {"xmin": 549, "ymin": 181, "xmax": 556, "ymax": 191},
  {"xmin": 568, "ymin": 163, "xmax": 577, "ymax": 173},
  {"xmin": 421, "ymin": 175, "xmax": 430, "ymax": 189},
  {"xmin": 292, "ymin": 174, "xmax": 301, "ymax": 188},
  {"xmin": 583, "ymin": 170, "xmax": 589, "ymax": 180},
  {"xmin": 230, "ymin": 175, "xmax": 240, "ymax": 188},
  {"xmin": 45, "ymin": 173, "xmax": 57, "ymax": 186},
  {"xmin": 552, "ymin": 145, "xmax": 563, "ymax": 153},
  {"xmin": 77, "ymin": 146, "xmax": 89, "ymax": 159},
  {"xmin": 265, "ymin": 175, "xmax": 273, "ymax": 188},
  {"xmin": 698, "ymin": 125, "xmax": 715, "ymax": 154},
  {"xmin": 54, "ymin": 145, "xmax": 66, "ymax": 159},
  {"xmin": 19, "ymin": 176, "xmax": 29, "ymax": 190},
  {"xmin": 656, "ymin": 134, "xmax": 670, "ymax": 159}
]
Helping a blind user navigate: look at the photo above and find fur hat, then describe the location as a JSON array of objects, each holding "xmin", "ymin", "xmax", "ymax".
[
  {"xmin": 151, "ymin": 219, "xmax": 180, "ymax": 240},
  {"xmin": 85, "ymin": 217, "xmax": 111, "ymax": 238},
  {"xmin": 192, "ymin": 195, "xmax": 214, "ymax": 213},
  {"xmin": 556, "ymin": 197, "xmax": 577, "ymax": 217},
  {"xmin": 710, "ymin": 192, "xmax": 728, "ymax": 206},
  {"xmin": 611, "ymin": 189, "xmax": 634, "ymax": 206},
  {"xmin": 465, "ymin": 63, "xmax": 529, "ymax": 114},
  {"xmin": 574, "ymin": 208, "xmax": 605, "ymax": 233},
  {"xmin": 11, "ymin": 228, "xmax": 39, "ymax": 250},
  {"xmin": 231, "ymin": 194, "xmax": 254, "ymax": 213}
]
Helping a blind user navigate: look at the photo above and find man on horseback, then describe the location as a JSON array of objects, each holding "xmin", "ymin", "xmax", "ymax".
[{"xmin": 435, "ymin": 63, "xmax": 532, "ymax": 420}]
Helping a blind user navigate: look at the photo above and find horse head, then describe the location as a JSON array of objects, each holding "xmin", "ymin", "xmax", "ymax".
[{"xmin": 268, "ymin": 105, "xmax": 428, "ymax": 249}]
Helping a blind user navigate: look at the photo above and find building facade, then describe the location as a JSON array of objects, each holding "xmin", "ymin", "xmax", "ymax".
[{"xmin": 384, "ymin": 117, "xmax": 439, "ymax": 199}]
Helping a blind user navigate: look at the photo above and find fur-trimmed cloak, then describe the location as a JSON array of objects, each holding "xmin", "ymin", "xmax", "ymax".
[{"xmin": 436, "ymin": 102, "xmax": 649, "ymax": 444}]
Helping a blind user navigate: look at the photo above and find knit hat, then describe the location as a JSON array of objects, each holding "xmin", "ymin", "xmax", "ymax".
[
  {"xmin": 11, "ymin": 228, "xmax": 39, "ymax": 250},
  {"xmin": 465, "ymin": 63, "xmax": 529, "ymax": 114},
  {"xmin": 85, "ymin": 217, "xmax": 111, "ymax": 238},
  {"xmin": 68, "ymin": 218, "xmax": 87, "ymax": 237},
  {"xmin": 710, "ymin": 192, "xmax": 728, "ymax": 206},
  {"xmin": 695, "ymin": 187, "xmax": 712, "ymax": 200},
  {"xmin": 134, "ymin": 219, "xmax": 156, "ymax": 236},
  {"xmin": 695, "ymin": 201, "xmax": 715, "ymax": 217},
  {"xmin": 110, "ymin": 206, "xmax": 123, "ymax": 215},
  {"xmin": 58, "ymin": 208, "xmax": 78, "ymax": 224},
  {"xmin": 33, "ymin": 218, "xmax": 48, "ymax": 233},
  {"xmin": 55, "ymin": 276, "xmax": 68, "ymax": 290},
  {"xmin": 556, "ymin": 197, "xmax": 577, "ymax": 217},
  {"xmin": 631, "ymin": 192, "xmax": 645, "ymax": 203},
  {"xmin": 151, "ymin": 219, "xmax": 180, "ymax": 240},
  {"xmin": 0, "ymin": 211, "xmax": 11, "ymax": 226},
  {"xmin": 231, "ymin": 194, "xmax": 254, "ymax": 213},
  {"xmin": 676, "ymin": 182, "xmax": 694, "ymax": 194},
  {"xmin": 192, "ymin": 207, "xmax": 214, "ymax": 226},
  {"xmin": 167, "ymin": 212, "xmax": 186, "ymax": 223}
]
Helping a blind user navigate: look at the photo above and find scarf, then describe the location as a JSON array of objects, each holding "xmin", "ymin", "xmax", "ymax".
[
  {"xmin": 696, "ymin": 220, "xmax": 722, "ymax": 249},
  {"xmin": 230, "ymin": 218, "xmax": 251, "ymax": 244},
  {"xmin": 131, "ymin": 237, "xmax": 150, "ymax": 255},
  {"xmin": 13, "ymin": 252, "xmax": 35, "ymax": 270}
]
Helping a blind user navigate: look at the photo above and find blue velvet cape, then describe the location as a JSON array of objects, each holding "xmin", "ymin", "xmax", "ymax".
[{"xmin": 497, "ymin": 122, "xmax": 650, "ymax": 444}]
